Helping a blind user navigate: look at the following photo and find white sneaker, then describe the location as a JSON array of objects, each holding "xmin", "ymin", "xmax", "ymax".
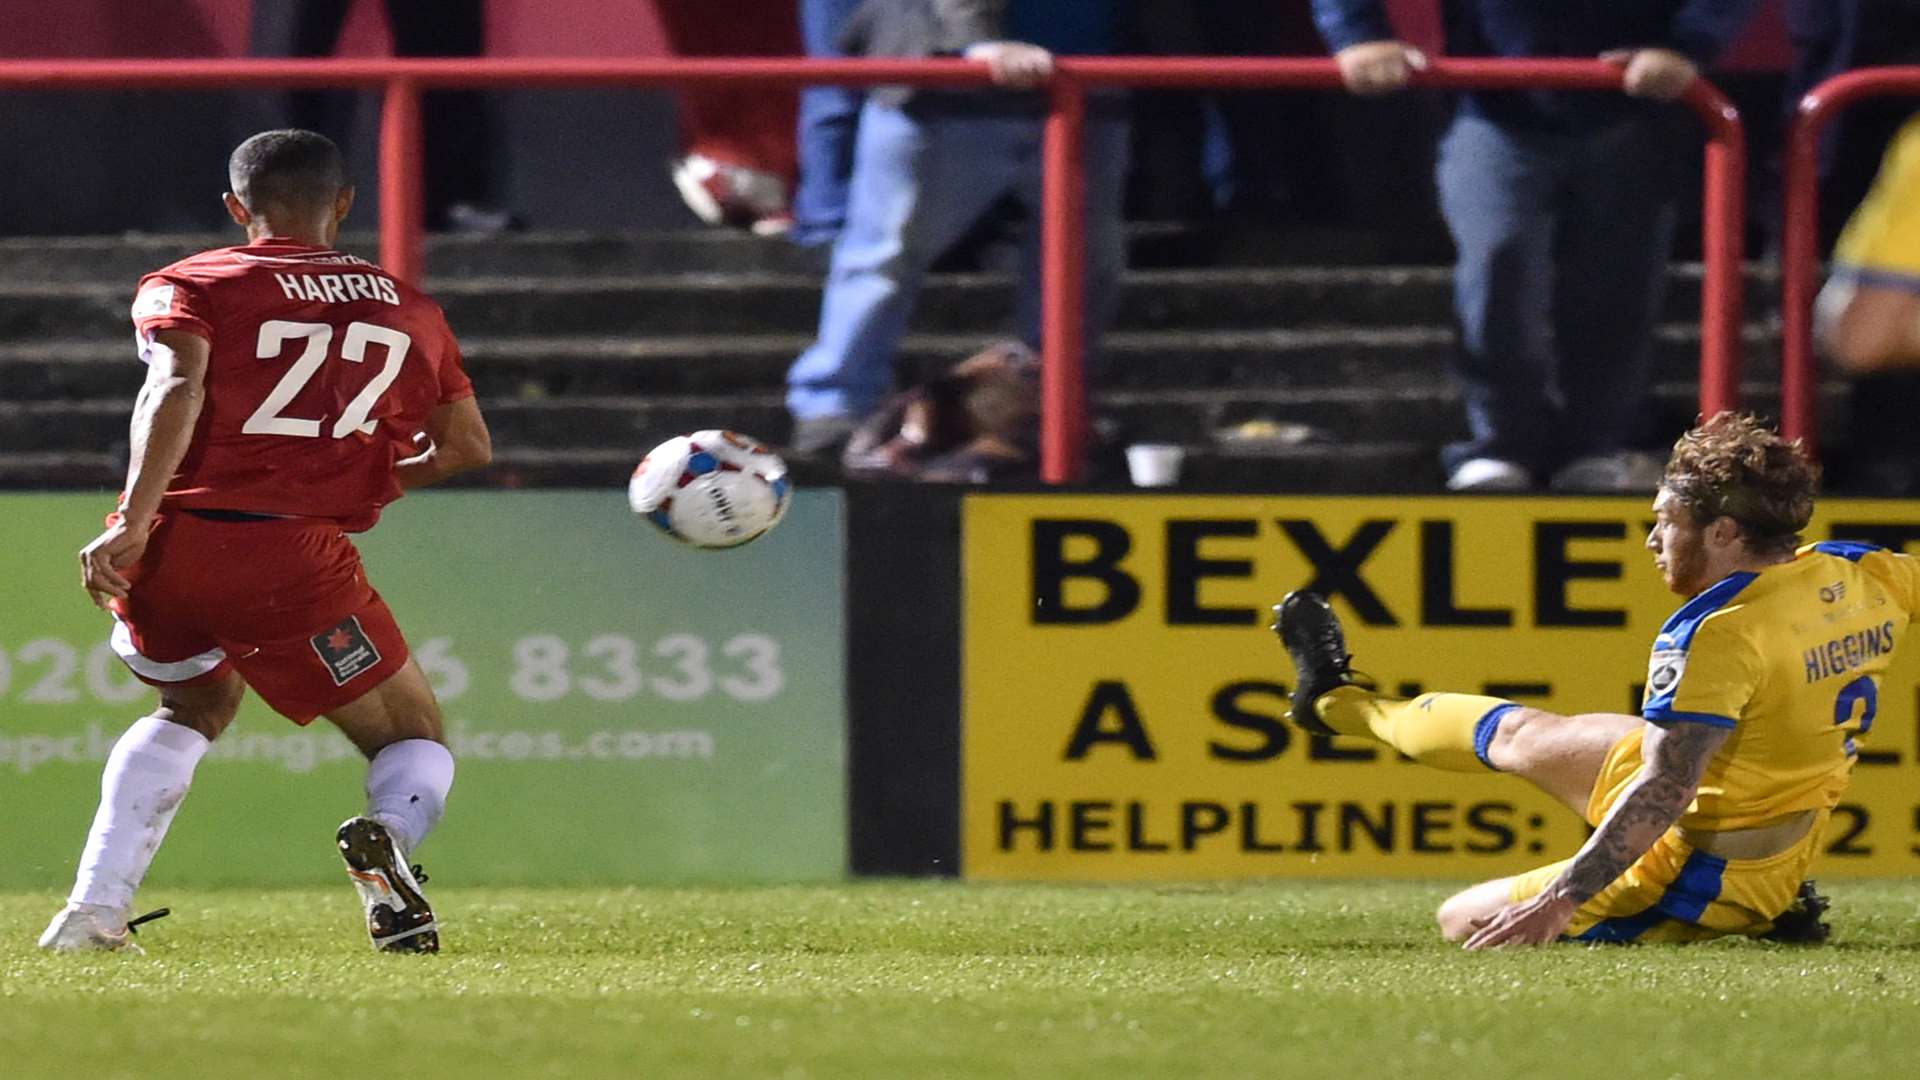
[
  {"xmin": 1446, "ymin": 457, "xmax": 1533, "ymax": 492},
  {"xmin": 1550, "ymin": 452, "xmax": 1665, "ymax": 494},
  {"xmin": 670, "ymin": 153, "xmax": 790, "ymax": 233},
  {"xmin": 39, "ymin": 903, "xmax": 141, "ymax": 954}
]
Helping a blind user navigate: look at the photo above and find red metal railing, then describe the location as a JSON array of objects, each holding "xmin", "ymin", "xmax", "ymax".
[
  {"xmin": 1781, "ymin": 66, "xmax": 1920, "ymax": 457},
  {"xmin": 0, "ymin": 57, "xmax": 1746, "ymax": 484}
]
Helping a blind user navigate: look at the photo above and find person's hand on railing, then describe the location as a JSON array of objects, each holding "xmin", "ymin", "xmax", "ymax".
[
  {"xmin": 1600, "ymin": 47, "xmax": 1697, "ymax": 102},
  {"xmin": 1332, "ymin": 40, "xmax": 1428, "ymax": 96},
  {"xmin": 964, "ymin": 41, "xmax": 1055, "ymax": 89}
]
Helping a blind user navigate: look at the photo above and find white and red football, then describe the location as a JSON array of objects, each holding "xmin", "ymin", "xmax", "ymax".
[{"xmin": 627, "ymin": 430, "xmax": 792, "ymax": 549}]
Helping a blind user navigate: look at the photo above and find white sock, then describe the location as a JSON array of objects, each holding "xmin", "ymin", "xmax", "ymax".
[
  {"xmin": 365, "ymin": 739, "xmax": 455, "ymax": 855},
  {"xmin": 68, "ymin": 716, "xmax": 211, "ymax": 914}
]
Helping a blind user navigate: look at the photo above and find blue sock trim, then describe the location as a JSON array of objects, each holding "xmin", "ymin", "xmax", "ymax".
[{"xmin": 1473, "ymin": 703, "xmax": 1520, "ymax": 771}]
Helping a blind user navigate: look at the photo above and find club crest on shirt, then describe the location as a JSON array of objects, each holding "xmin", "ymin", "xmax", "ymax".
[
  {"xmin": 1647, "ymin": 648, "xmax": 1687, "ymax": 698},
  {"xmin": 310, "ymin": 615, "xmax": 382, "ymax": 686},
  {"xmin": 131, "ymin": 284, "xmax": 174, "ymax": 319}
]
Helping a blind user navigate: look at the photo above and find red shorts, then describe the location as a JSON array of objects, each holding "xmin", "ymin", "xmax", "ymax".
[{"xmin": 108, "ymin": 510, "xmax": 410, "ymax": 724}]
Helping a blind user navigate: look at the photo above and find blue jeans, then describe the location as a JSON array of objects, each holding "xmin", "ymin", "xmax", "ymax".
[
  {"xmin": 792, "ymin": 0, "xmax": 864, "ymax": 247},
  {"xmin": 787, "ymin": 99, "xmax": 1130, "ymax": 422},
  {"xmin": 1435, "ymin": 109, "xmax": 1678, "ymax": 474}
]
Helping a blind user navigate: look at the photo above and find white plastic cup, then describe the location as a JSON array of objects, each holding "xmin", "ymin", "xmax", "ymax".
[{"xmin": 1125, "ymin": 443, "xmax": 1185, "ymax": 487}]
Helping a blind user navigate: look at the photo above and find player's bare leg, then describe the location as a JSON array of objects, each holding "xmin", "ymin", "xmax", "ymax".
[
  {"xmin": 1473, "ymin": 706, "xmax": 1641, "ymax": 813},
  {"xmin": 1435, "ymin": 877, "xmax": 1528, "ymax": 942},
  {"xmin": 1431, "ymin": 708, "xmax": 1642, "ymax": 941},
  {"xmin": 41, "ymin": 672, "xmax": 246, "ymax": 952},
  {"xmin": 323, "ymin": 657, "xmax": 454, "ymax": 953},
  {"xmin": 1272, "ymin": 592, "xmax": 1636, "ymax": 807},
  {"xmin": 1272, "ymin": 592, "xmax": 1645, "ymax": 940}
]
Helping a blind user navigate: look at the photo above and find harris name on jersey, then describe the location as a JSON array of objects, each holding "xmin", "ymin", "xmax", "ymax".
[{"xmin": 269, "ymin": 270, "xmax": 401, "ymax": 307}]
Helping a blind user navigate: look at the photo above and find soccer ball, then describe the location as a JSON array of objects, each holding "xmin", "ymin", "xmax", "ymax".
[{"xmin": 628, "ymin": 430, "xmax": 792, "ymax": 548}]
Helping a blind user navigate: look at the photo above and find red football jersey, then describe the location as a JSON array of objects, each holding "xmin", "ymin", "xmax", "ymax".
[{"xmin": 129, "ymin": 237, "xmax": 474, "ymax": 531}]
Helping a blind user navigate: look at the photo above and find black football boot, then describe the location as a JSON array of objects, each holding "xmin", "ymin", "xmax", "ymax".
[{"xmin": 1270, "ymin": 591, "xmax": 1360, "ymax": 737}]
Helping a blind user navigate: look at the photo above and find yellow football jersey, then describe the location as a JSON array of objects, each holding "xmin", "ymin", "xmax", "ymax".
[
  {"xmin": 1642, "ymin": 542, "xmax": 1920, "ymax": 830},
  {"xmin": 1834, "ymin": 114, "xmax": 1920, "ymax": 285}
]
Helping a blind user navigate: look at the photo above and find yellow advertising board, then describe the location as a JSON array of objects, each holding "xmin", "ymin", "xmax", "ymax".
[{"xmin": 962, "ymin": 495, "xmax": 1920, "ymax": 880}]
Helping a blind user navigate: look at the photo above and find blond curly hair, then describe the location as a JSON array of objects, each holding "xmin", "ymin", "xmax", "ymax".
[{"xmin": 1662, "ymin": 413, "xmax": 1820, "ymax": 555}]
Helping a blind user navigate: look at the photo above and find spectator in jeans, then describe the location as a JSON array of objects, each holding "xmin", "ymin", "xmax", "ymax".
[
  {"xmin": 1311, "ymin": 0, "xmax": 1763, "ymax": 492},
  {"xmin": 785, "ymin": 0, "xmax": 1130, "ymax": 453},
  {"xmin": 793, "ymin": 0, "xmax": 867, "ymax": 247}
]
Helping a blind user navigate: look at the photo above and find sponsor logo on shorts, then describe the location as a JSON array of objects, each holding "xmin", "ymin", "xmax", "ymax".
[{"xmin": 310, "ymin": 615, "xmax": 382, "ymax": 687}]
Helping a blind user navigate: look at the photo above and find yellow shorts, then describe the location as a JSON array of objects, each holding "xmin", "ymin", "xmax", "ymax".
[{"xmin": 1507, "ymin": 728, "xmax": 1827, "ymax": 944}]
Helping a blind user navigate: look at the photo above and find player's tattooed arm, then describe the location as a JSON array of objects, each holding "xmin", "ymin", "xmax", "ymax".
[
  {"xmin": 1555, "ymin": 720, "xmax": 1732, "ymax": 903},
  {"xmin": 1463, "ymin": 718, "xmax": 1729, "ymax": 949}
]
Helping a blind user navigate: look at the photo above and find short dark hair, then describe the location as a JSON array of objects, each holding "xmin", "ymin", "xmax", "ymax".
[
  {"xmin": 1663, "ymin": 412, "xmax": 1820, "ymax": 555},
  {"xmin": 228, "ymin": 129, "xmax": 346, "ymax": 211}
]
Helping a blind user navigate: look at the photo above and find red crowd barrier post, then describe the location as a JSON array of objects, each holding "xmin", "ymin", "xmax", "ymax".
[
  {"xmin": 379, "ymin": 78, "xmax": 425, "ymax": 286},
  {"xmin": 1781, "ymin": 91, "xmax": 1827, "ymax": 455},
  {"xmin": 1686, "ymin": 79, "xmax": 1747, "ymax": 421},
  {"xmin": 1780, "ymin": 67, "xmax": 1920, "ymax": 457},
  {"xmin": 1040, "ymin": 74, "xmax": 1089, "ymax": 486}
]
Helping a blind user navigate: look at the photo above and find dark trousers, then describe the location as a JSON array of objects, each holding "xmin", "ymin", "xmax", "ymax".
[
  {"xmin": 250, "ymin": 0, "xmax": 493, "ymax": 226},
  {"xmin": 1124, "ymin": 0, "xmax": 1326, "ymax": 218},
  {"xmin": 1788, "ymin": 0, "xmax": 1920, "ymax": 235},
  {"xmin": 1436, "ymin": 110, "xmax": 1679, "ymax": 473}
]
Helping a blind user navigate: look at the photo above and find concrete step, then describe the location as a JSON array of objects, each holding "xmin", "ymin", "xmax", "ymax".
[
  {"xmin": 0, "ymin": 223, "xmax": 1240, "ymax": 285},
  {"xmin": 0, "ymin": 323, "xmax": 1782, "ymax": 402},
  {"xmin": 0, "ymin": 451, "xmax": 122, "ymax": 489},
  {"xmin": 0, "ymin": 224, "xmax": 1821, "ymax": 497},
  {"xmin": 0, "ymin": 232, "xmax": 820, "ymax": 284},
  {"xmin": 3, "ymin": 379, "xmax": 1837, "ymax": 462},
  {"xmin": 0, "ymin": 442, "xmax": 1441, "ymax": 493},
  {"xmin": 0, "ymin": 441, "xmax": 1448, "ymax": 493},
  {"xmin": 0, "ymin": 264, "xmax": 1781, "ymax": 342},
  {"xmin": 0, "ymin": 395, "xmax": 790, "ymax": 457},
  {"xmin": 1091, "ymin": 382, "xmax": 1816, "ymax": 445},
  {"xmin": 1148, "ymin": 440, "xmax": 1441, "ymax": 491}
]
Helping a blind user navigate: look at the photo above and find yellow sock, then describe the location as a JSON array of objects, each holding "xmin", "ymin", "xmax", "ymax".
[{"xmin": 1313, "ymin": 687, "xmax": 1516, "ymax": 772}]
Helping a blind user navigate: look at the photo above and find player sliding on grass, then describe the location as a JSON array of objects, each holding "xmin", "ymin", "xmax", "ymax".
[
  {"xmin": 40, "ymin": 129, "xmax": 491, "ymax": 954},
  {"xmin": 1275, "ymin": 413, "xmax": 1911, "ymax": 947}
]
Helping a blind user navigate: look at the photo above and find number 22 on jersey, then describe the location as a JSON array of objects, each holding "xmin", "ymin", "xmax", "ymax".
[{"xmin": 244, "ymin": 319, "xmax": 412, "ymax": 439}]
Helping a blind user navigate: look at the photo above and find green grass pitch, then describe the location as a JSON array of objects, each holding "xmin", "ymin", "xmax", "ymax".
[{"xmin": 6, "ymin": 881, "xmax": 1920, "ymax": 1079}]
